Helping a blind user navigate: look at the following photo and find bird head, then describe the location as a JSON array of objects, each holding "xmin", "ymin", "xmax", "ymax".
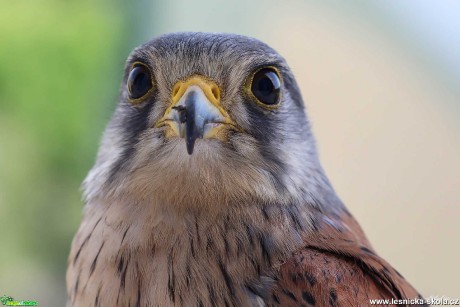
[{"xmin": 84, "ymin": 33, "xmax": 334, "ymax": 213}]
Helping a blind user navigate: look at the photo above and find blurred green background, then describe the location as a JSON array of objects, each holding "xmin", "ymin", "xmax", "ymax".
[
  {"xmin": 1, "ymin": 1, "xmax": 459, "ymax": 306},
  {"xmin": 0, "ymin": 1, "xmax": 149, "ymax": 305}
]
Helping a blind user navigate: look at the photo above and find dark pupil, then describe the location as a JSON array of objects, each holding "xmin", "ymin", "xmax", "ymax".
[
  {"xmin": 258, "ymin": 77, "xmax": 274, "ymax": 95},
  {"xmin": 128, "ymin": 66, "xmax": 151, "ymax": 99},
  {"xmin": 251, "ymin": 69, "xmax": 280, "ymax": 105}
]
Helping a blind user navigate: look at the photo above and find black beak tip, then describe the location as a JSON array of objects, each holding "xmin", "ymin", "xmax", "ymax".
[{"xmin": 186, "ymin": 135, "xmax": 196, "ymax": 155}]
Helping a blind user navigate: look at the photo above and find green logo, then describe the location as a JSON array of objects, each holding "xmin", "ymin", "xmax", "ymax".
[{"xmin": 0, "ymin": 295, "xmax": 38, "ymax": 306}]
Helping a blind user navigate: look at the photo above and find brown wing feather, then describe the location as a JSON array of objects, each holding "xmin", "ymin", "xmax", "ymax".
[{"xmin": 268, "ymin": 209, "xmax": 424, "ymax": 306}]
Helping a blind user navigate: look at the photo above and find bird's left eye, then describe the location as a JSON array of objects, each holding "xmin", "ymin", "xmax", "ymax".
[
  {"xmin": 250, "ymin": 67, "xmax": 281, "ymax": 107},
  {"xmin": 127, "ymin": 63, "xmax": 153, "ymax": 101}
]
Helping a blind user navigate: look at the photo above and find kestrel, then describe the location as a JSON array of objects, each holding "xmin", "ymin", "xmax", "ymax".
[{"xmin": 67, "ymin": 32, "xmax": 424, "ymax": 306}]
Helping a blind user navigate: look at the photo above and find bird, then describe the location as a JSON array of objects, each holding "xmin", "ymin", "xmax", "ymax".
[{"xmin": 66, "ymin": 32, "xmax": 424, "ymax": 306}]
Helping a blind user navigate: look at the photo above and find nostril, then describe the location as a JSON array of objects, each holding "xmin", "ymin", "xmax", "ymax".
[
  {"xmin": 172, "ymin": 105, "xmax": 187, "ymax": 123},
  {"xmin": 211, "ymin": 85, "xmax": 220, "ymax": 101}
]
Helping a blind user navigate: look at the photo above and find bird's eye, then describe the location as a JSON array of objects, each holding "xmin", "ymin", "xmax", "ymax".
[
  {"xmin": 250, "ymin": 67, "xmax": 281, "ymax": 106},
  {"xmin": 127, "ymin": 63, "xmax": 153, "ymax": 101}
]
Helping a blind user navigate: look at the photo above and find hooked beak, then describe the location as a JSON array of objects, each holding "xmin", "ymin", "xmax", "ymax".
[{"xmin": 156, "ymin": 76, "xmax": 239, "ymax": 155}]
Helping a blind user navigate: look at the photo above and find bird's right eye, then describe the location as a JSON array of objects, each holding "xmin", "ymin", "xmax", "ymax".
[{"xmin": 127, "ymin": 63, "xmax": 154, "ymax": 101}]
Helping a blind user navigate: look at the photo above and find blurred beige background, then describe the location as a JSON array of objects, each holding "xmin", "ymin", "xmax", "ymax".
[
  {"xmin": 152, "ymin": 0, "xmax": 460, "ymax": 297},
  {"xmin": 1, "ymin": 1, "xmax": 459, "ymax": 305}
]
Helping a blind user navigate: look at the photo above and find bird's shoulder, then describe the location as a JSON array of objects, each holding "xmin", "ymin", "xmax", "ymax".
[{"xmin": 267, "ymin": 209, "xmax": 422, "ymax": 306}]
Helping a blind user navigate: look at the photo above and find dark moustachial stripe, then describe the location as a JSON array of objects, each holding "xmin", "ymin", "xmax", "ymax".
[
  {"xmin": 108, "ymin": 95, "xmax": 157, "ymax": 182},
  {"xmin": 243, "ymin": 101, "xmax": 288, "ymax": 190}
]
